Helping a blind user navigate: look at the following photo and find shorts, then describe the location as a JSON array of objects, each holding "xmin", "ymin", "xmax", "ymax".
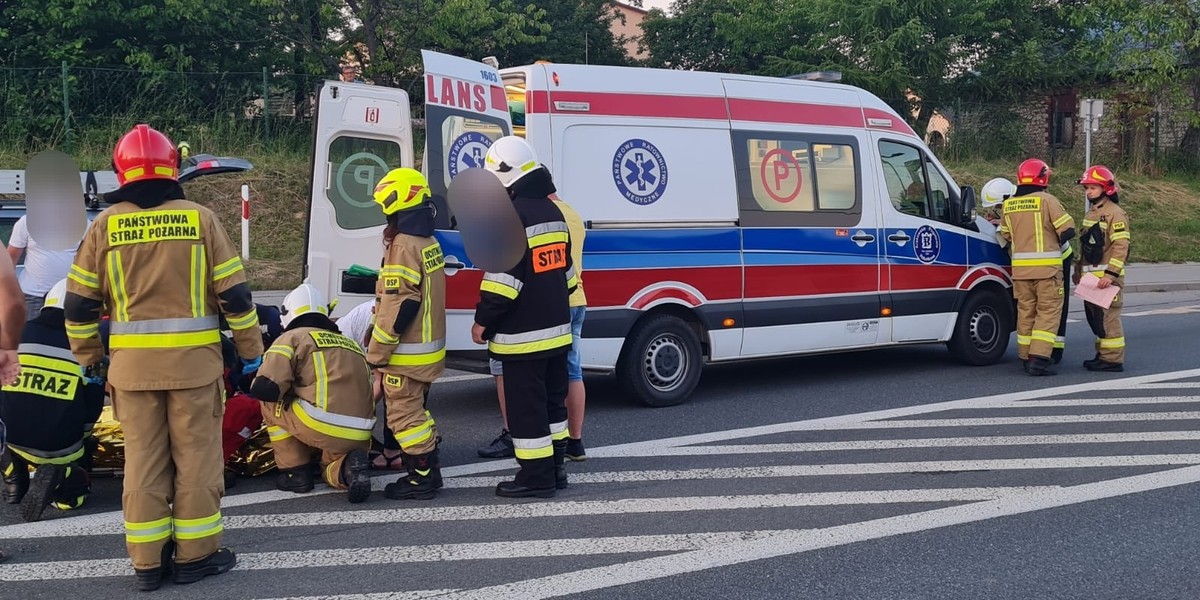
[{"xmin": 489, "ymin": 306, "xmax": 586, "ymax": 382}]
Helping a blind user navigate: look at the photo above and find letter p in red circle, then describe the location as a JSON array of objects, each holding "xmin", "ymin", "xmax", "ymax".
[{"xmin": 759, "ymin": 148, "xmax": 803, "ymax": 203}]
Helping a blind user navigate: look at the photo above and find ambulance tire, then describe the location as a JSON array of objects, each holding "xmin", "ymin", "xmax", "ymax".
[
  {"xmin": 948, "ymin": 288, "xmax": 1011, "ymax": 366},
  {"xmin": 618, "ymin": 314, "xmax": 703, "ymax": 408}
]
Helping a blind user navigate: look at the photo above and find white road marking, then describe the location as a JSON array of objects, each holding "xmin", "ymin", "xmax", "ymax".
[
  {"xmin": 13, "ymin": 369, "xmax": 1200, "ymax": 537},
  {"xmin": 610, "ymin": 431, "xmax": 1200, "ymax": 456},
  {"xmin": 0, "ymin": 488, "xmax": 1052, "ymax": 540},
  {"xmin": 1001, "ymin": 396, "xmax": 1200, "ymax": 407},
  {"xmin": 444, "ymin": 464, "xmax": 1200, "ymax": 599},
  {"xmin": 265, "ymin": 593, "xmax": 459, "ymax": 600},
  {"xmin": 1127, "ymin": 383, "xmax": 1200, "ymax": 389},
  {"xmin": 0, "ymin": 531, "xmax": 782, "ymax": 581},
  {"xmin": 856, "ymin": 412, "xmax": 1200, "ymax": 429}
]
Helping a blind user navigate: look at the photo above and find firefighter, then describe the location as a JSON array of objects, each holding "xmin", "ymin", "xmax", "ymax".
[
  {"xmin": 981, "ymin": 177, "xmax": 1015, "ymax": 227},
  {"xmin": 474, "ymin": 136, "xmax": 578, "ymax": 498},
  {"xmin": 998, "ymin": 159, "xmax": 1076, "ymax": 376},
  {"xmin": 65, "ymin": 124, "xmax": 264, "ymax": 591},
  {"xmin": 1, "ymin": 279, "xmax": 104, "ymax": 522},
  {"xmin": 365, "ymin": 167, "xmax": 447, "ymax": 501},
  {"xmin": 248, "ymin": 283, "xmax": 375, "ymax": 502},
  {"xmin": 1074, "ymin": 165, "xmax": 1130, "ymax": 372}
]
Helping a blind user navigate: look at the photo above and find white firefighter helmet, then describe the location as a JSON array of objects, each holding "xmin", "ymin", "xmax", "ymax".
[
  {"xmin": 483, "ymin": 136, "xmax": 542, "ymax": 188},
  {"xmin": 280, "ymin": 282, "xmax": 329, "ymax": 327},
  {"xmin": 42, "ymin": 278, "xmax": 68, "ymax": 311},
  {"xmin": 981, "ymin": 177, "xmax": 1017, "ymax": 208}
]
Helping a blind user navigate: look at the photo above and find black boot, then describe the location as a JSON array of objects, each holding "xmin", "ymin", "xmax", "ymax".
[
  {"xmin": 21, "ymin": 463, "xmax": 66, "ymax": 522},
  {"xmin": 1051, "ymin": 348, "xmax": 1064, "ymax": 365},
  {"xmin": 384, "ymin": 452, "xmax": 438, "ymax": 500},
  {"xmin": 1024, "ymin": 356, "xmax": 1056, "ymax": 377},
  {"xmin": 1083, "ymin": 353, "xmax": 1103, "ymax": 369},
  {"xmin": 134, "ymin": 541, "xmax": 175, "ymax": 592},
  {"xmin": 429, "ymin": 445, "xmax": 444, "ymax": 490},
  {"xmin": 1086, "ymin": 359, "xmax": 1124, "ymax": 372},
  {"xmin": 275, "ymin": 467, "xmax": 314, "ymax": 493},
  {"xmin": 1, "ymin": 449, "xmax": 28, "ymax": 504},
  {"xmin": 553, "ymin": 439, "xmax": 568, "ymax": 490},
  {"xmin": 340, "ymin": 449, "xmax": 372, "ymax": 504},
  {"xmin": 174, "ymin": 548, "xmax": 236, "ymax": 585}
]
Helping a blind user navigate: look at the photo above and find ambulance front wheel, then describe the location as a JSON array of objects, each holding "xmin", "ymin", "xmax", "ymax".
[
  {"xmin": 618, "ymin": 314, "xmax": 704, "ymax": 408},
  {"xmin": 948, "ymin": 288, "xmax": 1012, "ymax": 366}
]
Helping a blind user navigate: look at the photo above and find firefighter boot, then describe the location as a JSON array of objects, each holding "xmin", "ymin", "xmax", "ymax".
[
  {"xmin": 1086, "ymin": 359, "xmax": 1124, "ymax": 373},
  {"xmin": 1, "ymin": 450, "xmax": 28, "ymax": 504},
  {"xmin": 275, "ymin": 466, "xmax": 315, "ymax": 493},
  {"xmin": 1024, "ymin": 356, "xmax": 1056, "ymax": 377},
  {"xmin": 430, "ymin": 444, "xmax": 444, "ymax": 490},
  {"xmin": 554, "ymin": 439, "xmax": 568, "ymax": 490},
  {"xmin": 134, "ymin": 541, "xmax": 175, "ymax": 592},
  {"xmin": 50, "ymin": 465, "xmax": 91, "ymax": 511},
  {"xmin": 1051, "ymin": 348, "xmax": 1064, "ymax": 365},
  {"xmin": 1083, "ymin": 353, "xmax": 1103, "ymax": 369},
  {"xmin": 384, "ymin": 452, "xmax": 438, "ymax": 500},
  {"xmin": 340, "ymin": 449, "xmax": 373, "ymax": 504},
  {"xmin": 174, "ymin": 548, "xmax": 237, "ymax": 585},
  {"xmin": 21, "ymin": 463, "xmax": 66, "ymax": 522}
]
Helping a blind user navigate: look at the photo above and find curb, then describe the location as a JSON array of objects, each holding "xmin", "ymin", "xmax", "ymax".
[{"xmin": 1123, "ymin": 282, "xmax": 1200, "ymax": 294}]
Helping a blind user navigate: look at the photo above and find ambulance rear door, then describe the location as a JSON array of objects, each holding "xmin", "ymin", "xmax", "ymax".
[
  {"xmin": 421, "ymin": 50, "xmax": 513, "ymax": 352},
  {"xmin": 306, "ymin": 80, "xmax": 413, "ymax": 318}
]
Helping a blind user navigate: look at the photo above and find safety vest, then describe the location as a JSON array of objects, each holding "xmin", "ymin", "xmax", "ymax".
[
  {"xmin": 1000, "ymin": 192, "xmax": 1074, "ymax": 280},
  {"xmin": 0, "ymin": 317, "xmax": 104, "ymax": 464},
  {"xmin": 366, "ymin": 233, "xmax": 447, "ymax": 383}
]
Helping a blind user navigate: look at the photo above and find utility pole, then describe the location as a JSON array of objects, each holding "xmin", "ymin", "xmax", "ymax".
[{"xmin": 1080, "ymin": 98, "xmax": 1105, "ymax": 212}]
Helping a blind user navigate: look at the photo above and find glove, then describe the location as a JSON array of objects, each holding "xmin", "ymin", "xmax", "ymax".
[
  {"xmin": 84, "ymin": 359, "xmax": 108, "ymax": 386},
  {"xmin": 241, "ymin": 356, "xmax": 262, "ymax": 375}
]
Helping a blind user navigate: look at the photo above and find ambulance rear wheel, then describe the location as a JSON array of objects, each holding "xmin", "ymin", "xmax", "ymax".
[
  {"xmin": 948, "ymin": 288, "xmax": 1011, "ymax": 365},
  {"xmin": 618, "ymin": 314, "xmax": 703, "ymax": 408}
]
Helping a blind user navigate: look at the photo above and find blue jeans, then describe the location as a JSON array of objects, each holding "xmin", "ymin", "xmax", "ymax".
[{"xmin": 489, "ymin": 306, "xmax": 586, "ymax": 381}]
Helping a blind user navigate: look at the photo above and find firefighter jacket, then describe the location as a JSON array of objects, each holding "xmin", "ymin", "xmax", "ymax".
[
  {"xmin": 1079, "ymin": 199, "xmax": 1131, "ymax": 281},
  {"xmin": 253, "ymin": 325, "xmax": 375, "ymax": 442},
  {"xmin": 998, "ymin": 190, "xmax": 1075, "ymax": 280},
  {"xmin": 365, "ymin": 232, "xmax": 446, "ymax": 383},
  {"xmin": 474, "ymin": 194, "xmax": 579, "ymax": 361},
  {"xmin": 64, "ymin": 198, "xmax": 264, "ymax": 390},
  {"xmin": 0, "ymin": 312, "xmax": 104, "ymax": 463}
]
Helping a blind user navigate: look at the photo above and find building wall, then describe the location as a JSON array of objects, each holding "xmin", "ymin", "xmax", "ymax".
[{"xmin": 610, "ymin": 2, "xmax": 648, "ymax": 60}]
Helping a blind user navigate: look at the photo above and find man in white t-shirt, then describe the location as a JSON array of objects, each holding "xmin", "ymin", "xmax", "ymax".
[{"xmin": 7, "ymin": 216, "xmax": 81, "ymax": 318}]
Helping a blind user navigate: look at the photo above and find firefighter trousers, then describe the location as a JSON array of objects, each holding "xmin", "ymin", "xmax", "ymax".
[
  {"xmin": 383, "ymin": 372, "xmax": 437, "ymax": 455},
  {"xmin": 262, "ymin": 402, "xmax": 369, "ymax": 489},
  {"xmin": 114, "ymin": 380, "xmax": 225, "ymax": 570},
  {"xmin": 502, "ymin": 353, "xmax": 568, "ymax": 490},
  {"xmin": 1084, "ymin": 276, "xmax": 1125, "ymax": 364},
  {"xmin": 1014, "ymin": 272, "xmax": 1064, "ymax": 360}
]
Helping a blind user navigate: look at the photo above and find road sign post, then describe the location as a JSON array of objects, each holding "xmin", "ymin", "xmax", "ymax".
[{"xmin": 1080, "ymin": 98, "xmax": 1105, "ymax": 212}]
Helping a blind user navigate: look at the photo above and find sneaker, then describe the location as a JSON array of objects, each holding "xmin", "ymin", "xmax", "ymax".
[
  {"xmin": 477, "ymin": 429, "xmax": 514, "ymax": 459},
  {"xmin": 565, "ymin": 438, "xmax": 587, "ymax": 462},
  {"xmin": 174, "ymin": 548, "xmax": 236, "ymax": 585}
]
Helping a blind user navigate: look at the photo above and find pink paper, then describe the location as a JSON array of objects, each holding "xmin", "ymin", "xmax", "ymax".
[{"xmin": 1074, "ymin": 274, "xmax": 1120, "ymax": 309}]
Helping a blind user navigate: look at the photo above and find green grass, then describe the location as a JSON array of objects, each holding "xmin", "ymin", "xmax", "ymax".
[{"xmin": 1, "ymin": 150, "xmax": 1196, "ymax": 295}]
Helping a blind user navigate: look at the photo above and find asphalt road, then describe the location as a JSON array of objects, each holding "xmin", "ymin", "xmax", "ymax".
[{"xmin": 3, "ymin": 290, "xmax": 1200, "ymax": 599}]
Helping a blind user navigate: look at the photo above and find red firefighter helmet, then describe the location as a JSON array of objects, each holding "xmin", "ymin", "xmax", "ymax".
[
  {"xmin": 1078, "ymin": 165, "xmax": 1119, "ymax": 195},
  {"xmin": 1016, "ymin": 158, "xmax": 1051, "ymax": 187},
  {"xmin": 112, "ymin": 124, "xmax": 179, "ymax": 186}
]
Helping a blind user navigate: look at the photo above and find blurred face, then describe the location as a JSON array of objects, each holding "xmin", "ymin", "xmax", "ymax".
[
  {"xmin": 341, "ymin": 69, "xmax": 356, "ymax": 81},
  {"xmin": 1083, "ymin": 183, "xmax": 1105, "ymax": 200}
]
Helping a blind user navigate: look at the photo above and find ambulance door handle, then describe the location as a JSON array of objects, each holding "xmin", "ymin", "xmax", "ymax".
[
  {"xmin": 888, "ymin": 232, "xmax": 911, "ymax": 243},
  {"xmin": 851, "ymin": 233, "xmax": 875, "ymax": 242}
]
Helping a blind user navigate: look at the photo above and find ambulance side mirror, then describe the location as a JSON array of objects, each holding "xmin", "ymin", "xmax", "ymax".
[{"xmin": 956, "ymin": 186, "xmax": 976, "ymax": 226}]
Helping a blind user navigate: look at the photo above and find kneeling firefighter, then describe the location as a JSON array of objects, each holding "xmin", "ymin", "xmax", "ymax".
[
  {"xmin": 248, "ymin": 284, "xmax": 375, "ymax": 503},
  {"xmin": 365, "ymin": 167, "xmax": 447, "ymax": 501},
  {"xmin": 1, "ymin": 279, "xmax": 104, "ymax": 522}
]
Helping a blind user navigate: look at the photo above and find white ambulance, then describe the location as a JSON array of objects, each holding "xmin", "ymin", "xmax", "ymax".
[{"xmin": 304, "ymin": 51, "xmax": 1014, "ymax": 407}]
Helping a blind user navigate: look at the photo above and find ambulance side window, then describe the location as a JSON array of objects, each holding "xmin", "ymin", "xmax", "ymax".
[
  {"xmin": 326, "ymin": 136, "xmax": 404, "ymax": 230},
  {"xmin": 879, "ymin": 140, "xmax": 956, "ymax": 224},
  {"xmin": 732, "ymin": 131, "xmax": 861, "ymax": 227},
  {"xmin": 424, "ymin": 104, "xmax": 510, "ymax": 230}
]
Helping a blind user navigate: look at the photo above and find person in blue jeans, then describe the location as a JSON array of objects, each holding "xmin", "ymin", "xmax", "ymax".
[{"xmin": 478, "ymin": 194, "xmax": 587, "ymax": 461}]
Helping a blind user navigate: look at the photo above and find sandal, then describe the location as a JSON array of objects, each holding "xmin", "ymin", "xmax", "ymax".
[{"xmin": 369, "ymin": 450, "xmax": 405, "ymax": 471}]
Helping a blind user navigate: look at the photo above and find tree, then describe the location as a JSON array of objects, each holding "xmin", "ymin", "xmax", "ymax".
[
  {"xmin": 500, "ymin": 0, "xmax": 631, "ymax": 67},
  {"xmin": 1078, "ymin": 0, "xmax": 1200, "ymax": 164}
]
